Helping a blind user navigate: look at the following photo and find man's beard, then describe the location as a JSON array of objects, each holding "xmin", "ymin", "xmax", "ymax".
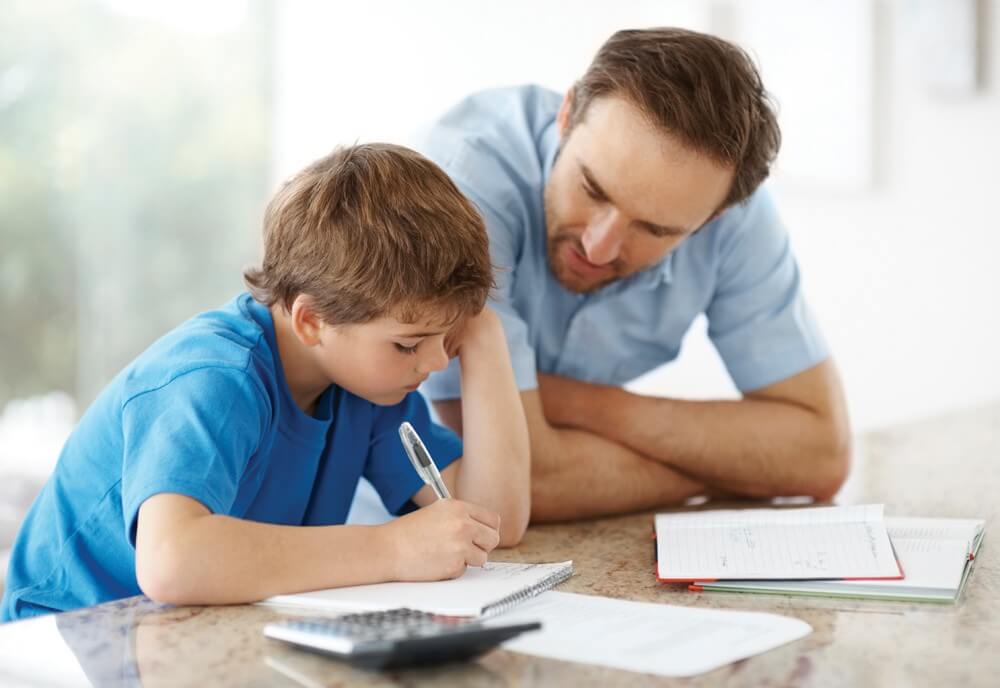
[
  {"xmin": 544, "ymin": 191, "xmax": 627, "ymax": 294},
  {"xmin": 545, "ymin": 233, "xmax": 624, "ymax": 294}
]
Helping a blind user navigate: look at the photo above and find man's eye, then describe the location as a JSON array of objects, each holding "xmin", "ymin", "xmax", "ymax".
[{"xmin": 394, "ymin": 343, "xmax": 419, "ymax": 354}]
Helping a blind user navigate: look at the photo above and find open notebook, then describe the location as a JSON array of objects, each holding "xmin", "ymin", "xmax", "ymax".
[
  {"xmin": 655, "ymin": 504, "xmax": 903, "ymax": 582},
  {"xmin": 259, "ymin": 561, "xmax": 573, "ymax": 617},
  {"xmin": 692, "ymin": 517, "xmax": 985, "ymax": 603}
]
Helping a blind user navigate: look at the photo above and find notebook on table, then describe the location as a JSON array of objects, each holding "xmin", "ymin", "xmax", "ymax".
[
  {"xmin": 655, "ymin": 504, "xmax": 903, "ymax": 583},
  {"xmin": 691, "ymin": 517, "xmax": 985, "ymax": 603},
  {"xmin": 259, "ymin": 561, "xmax": 574, "ymax": 618}
]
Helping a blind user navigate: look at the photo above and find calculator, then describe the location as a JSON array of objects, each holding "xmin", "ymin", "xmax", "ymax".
[{"xmin": 263, "ymin": 608, "xmax": 541, "ymax": 670}]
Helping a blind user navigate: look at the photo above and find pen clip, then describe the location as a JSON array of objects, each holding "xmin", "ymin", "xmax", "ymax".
[
  {"xmin": 398, "ymin": 422, "xmax": 451, "ymax": 499},
  {"xmin": 399, "ymin": 422, "xmax": 429, "ymax": 477}
]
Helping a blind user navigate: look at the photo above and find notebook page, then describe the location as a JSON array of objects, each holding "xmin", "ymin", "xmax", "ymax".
[
  {"xmin": 656, "ymin": 505, "xmax": 899, "ymax": 580},
  {"xmin": 836, "ymin": 537, "xmax": 970, "ymax": 590},
  {"xmin": 885, "ymin": 516, "xmax": 984, "ymax": 541},
  {"xmin": 499, "ymin": 591, "xmax": 811, "ymax": 678},
  {"xmin": 258, "ymin": 561, "xmax": 572, "ymax": 617}
]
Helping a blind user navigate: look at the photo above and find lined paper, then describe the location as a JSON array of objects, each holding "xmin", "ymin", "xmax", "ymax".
[
  {"xmin": 656, "ymin": 504, "xmax": 901, "ymax": 581},
  {"xmin": 693, "ymin": 516, "xmax": 985, "ymax": 601}
]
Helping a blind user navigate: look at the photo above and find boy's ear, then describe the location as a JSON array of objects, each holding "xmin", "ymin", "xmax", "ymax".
[{"xmin": 289, "ymin": 295, "xmax": 324, "ymax": 347}]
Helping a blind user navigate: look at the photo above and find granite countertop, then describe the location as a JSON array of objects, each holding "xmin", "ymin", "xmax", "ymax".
[{"xmin": 1, "ymin": 403, "xmax": 998, "ymax": 687}]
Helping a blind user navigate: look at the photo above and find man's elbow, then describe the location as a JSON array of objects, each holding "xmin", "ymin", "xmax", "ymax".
[{"xmin": 811, "ymin": 430, "xmax": 852, "ymax": 501}]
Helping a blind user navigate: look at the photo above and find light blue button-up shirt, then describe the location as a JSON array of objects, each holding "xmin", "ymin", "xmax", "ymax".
[{"xmin": 417, "ymin": 85, "xmax": 828, "ymax": 399}]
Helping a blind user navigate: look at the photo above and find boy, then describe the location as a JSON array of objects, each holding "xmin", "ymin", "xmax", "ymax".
[{"xmin": 2, "ymin": 143, "xmax": 530, "ymax": 621}]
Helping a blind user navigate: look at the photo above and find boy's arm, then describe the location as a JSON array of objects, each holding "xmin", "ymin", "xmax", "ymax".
[
  {"xmin": 135, "ymin": 492, "xmax": 500, "ymax": 606},
  {"xmin": 412, "ymin": 307, "xmax": 531, "ymax": 546}
]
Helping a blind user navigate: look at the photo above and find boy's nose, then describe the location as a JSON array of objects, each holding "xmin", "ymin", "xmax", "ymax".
[{"xmin": 417, "ymin": 340, "xmax": 449, "ymax": 375}]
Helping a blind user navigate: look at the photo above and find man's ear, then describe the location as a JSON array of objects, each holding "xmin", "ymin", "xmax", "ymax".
[
  {"xmin": 556, "ymin": 87, "xmax": 575, "ymax": 137},
  {"xmin": 289, "ymin": 294, "xmax": 324, "ymax": 347}
]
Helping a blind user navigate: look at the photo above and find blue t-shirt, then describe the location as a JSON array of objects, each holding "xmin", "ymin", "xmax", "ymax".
[
  {"xmin": 417, "ymin": 86, "xmax": 829, "ymax": 398},
  {"xmin": 1, "ymin": 293, "xmax": 462, "ymax": 621}
]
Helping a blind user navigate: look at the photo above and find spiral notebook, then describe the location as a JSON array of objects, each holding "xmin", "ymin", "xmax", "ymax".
[{"xmin": 259, "ymin": 561, "xmax": 574, "ymax": 618}]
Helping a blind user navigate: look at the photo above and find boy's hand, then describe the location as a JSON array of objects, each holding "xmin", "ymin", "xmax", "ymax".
[
  {"xmin": 380, "ymin": 499, "xmax": 501, "ymax": 581},
  {"xmin": 443, "ymin": 307, "xmax": 502, "ymax": 359}
]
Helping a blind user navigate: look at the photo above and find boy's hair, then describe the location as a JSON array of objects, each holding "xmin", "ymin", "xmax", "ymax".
[
  {"xmin": 569, "ymin": 27, "xmax": 781, "ymax": 208},
  {"xmin": 244, "ymin": 143, "xmax": 494, "ymax": 326}
]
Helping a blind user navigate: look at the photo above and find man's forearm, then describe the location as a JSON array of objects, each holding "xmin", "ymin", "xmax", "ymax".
[
  {"xmin": 530, "ymin": 422, "xmax": 707, "ymax": 522},
  {"xmin": 538, "ymin": 366, "xmax": 850, "ymax": 500}
]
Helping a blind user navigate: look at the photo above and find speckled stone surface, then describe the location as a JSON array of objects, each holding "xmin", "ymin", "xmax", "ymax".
[{"xmin": 1, "ymin": 403, "xmax": 997, "ymax": 687}]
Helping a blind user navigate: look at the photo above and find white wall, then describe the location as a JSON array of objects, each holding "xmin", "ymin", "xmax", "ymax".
[{"xmin": 274, "ymin": 0, "xmax": 1000, "ymax": 432}]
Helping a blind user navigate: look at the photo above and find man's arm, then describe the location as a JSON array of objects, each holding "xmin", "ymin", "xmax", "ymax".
[
  {"xmin": 435, "ymin": 390, "xmax": 707, "ymax": 523},
  {"xmin": 412, "ymin": 308, "xmax": 531, "ymax": 545},
  {"xmin": 537, "ymin": 359, "xmax": 851, "ymax": 500}
]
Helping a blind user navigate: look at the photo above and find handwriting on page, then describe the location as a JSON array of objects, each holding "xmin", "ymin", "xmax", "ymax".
[{"xmin": 657, "ymin": 505, "xmax": 900, "ymax": 579}]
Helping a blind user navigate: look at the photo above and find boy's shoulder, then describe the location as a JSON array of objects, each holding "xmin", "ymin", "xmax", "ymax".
[{"xmin": 120, "ymin": 293, "xmax": 276, "ymax": 405}]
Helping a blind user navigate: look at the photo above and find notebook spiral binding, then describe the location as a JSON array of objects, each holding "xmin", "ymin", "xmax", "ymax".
[{"xmin": 482, "ymin": 563, "xmax": 574, "ymax": 617}]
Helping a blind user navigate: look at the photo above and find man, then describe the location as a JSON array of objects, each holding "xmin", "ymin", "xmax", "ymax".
[{"xmin": 418, "ymin": 27, "xmax": 850, "ymax": 522}]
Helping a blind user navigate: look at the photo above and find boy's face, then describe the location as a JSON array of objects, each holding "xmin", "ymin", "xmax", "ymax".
[{"xmin": 313, "ymin": 310, "xmax": 453, "ymax": 406}]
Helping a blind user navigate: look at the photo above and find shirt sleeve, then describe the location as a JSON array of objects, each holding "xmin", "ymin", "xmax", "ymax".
[
  {"xmin": 120, "ymin": 366, "xmax": 267, "ymax": 546},
  {"xmin": 705, "ymin": 188, "xmax": 830, "ymax": 392},
  {"xmin": 421, "ymin": 181, "xmax": 539, "ymax": 400},
  {"xmin": 364, "ymin": 392, "xmax": 463, "ymax": 515}
]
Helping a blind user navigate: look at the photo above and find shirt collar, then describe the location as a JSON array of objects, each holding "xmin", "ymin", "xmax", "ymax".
[{"xmin": 615, "ymin": 252, "xmax": 675, "ymax": 292}]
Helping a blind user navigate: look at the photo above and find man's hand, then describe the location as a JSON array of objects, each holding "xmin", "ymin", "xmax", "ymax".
[
  {"xmin": 379, "ymin": 499, "xmax": 502, "ymax": 581},
  {"xmin": 536, "ymin": 373, "xmax": 593, "ymax": 427}
]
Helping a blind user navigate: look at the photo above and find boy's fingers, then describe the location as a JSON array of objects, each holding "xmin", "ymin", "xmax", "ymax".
[
  {"xmin": 465, "ymin": 543, "xmax": 489, "ymax": 567},
  {"xmin": 471, "ymin": 521, "xmax": 501, "ymax": 553}
]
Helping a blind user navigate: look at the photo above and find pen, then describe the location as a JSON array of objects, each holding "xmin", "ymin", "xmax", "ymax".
[{"xmin": 398, "ymin": 422, "xmax": 452, "ymax": 500}]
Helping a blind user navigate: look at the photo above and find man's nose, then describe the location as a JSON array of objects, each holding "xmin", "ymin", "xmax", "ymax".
[{"xmin": 581, "ymin": 208, "xmax": 627, "ymax": 265}]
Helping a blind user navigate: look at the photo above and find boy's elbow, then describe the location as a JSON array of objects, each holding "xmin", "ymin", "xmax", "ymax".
[
  {"xmin": 498, "ymin": 515, "xmax": 528, "ymax": 548},
  {"xmin": 135, "ymin": 541, "xmax": 197, "ymax": 606},
  {"xmin": 498, "ymin": 496, "xmax": 531, "ymax": 548}
]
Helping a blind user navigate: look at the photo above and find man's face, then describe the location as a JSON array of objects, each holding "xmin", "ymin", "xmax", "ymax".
[{"xmin": 544, "ymin": 94, "xmax": 734, "ymax": 293}]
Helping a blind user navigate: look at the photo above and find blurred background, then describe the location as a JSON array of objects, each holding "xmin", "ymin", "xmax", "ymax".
[{"xmin": 1, "ymin": 0, "xmax": 997, "ymax": 579}]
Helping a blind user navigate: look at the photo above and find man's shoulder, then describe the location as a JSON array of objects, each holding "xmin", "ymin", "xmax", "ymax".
[
  {"xmin": 430, "ymin": 85, "xmax": 561, "ymax": 141},
  {"xmin": 687, "ymin": 186, "xmax": 783, "ymax": 258},
  {"xmin": 418, "ymin": 85, "xmax": 560, "ymax": 210}
]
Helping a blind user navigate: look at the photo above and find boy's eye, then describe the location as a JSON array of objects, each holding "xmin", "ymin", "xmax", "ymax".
[
  {"xmin": 394, "ymin": 343, "xmax": 419, "ymax": 354},
  {"xmin": 581, "ymin": 181, "xmax": 604, "ymax": 201}
]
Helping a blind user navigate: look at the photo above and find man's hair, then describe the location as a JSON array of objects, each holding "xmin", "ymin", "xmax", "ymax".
[
  {"xmin": 244, "ymin": 143, "xmax": 494, "ymax": 325},
  {"xmin": 569, "ymin": 27, "xmax": 781, "ymax": 208}
]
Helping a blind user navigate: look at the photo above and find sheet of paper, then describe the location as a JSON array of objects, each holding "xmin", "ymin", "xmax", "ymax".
[
  {"xmin": 498, "ymin": 591, "xmax": 811, "ymax": 678},
  {"xmin": 656, "ymin": 504, "xmax": 900, "ymax": 580},
  {"xmin": 258, "ymin": 561, "xmax": 572, "ymax": 617}
]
